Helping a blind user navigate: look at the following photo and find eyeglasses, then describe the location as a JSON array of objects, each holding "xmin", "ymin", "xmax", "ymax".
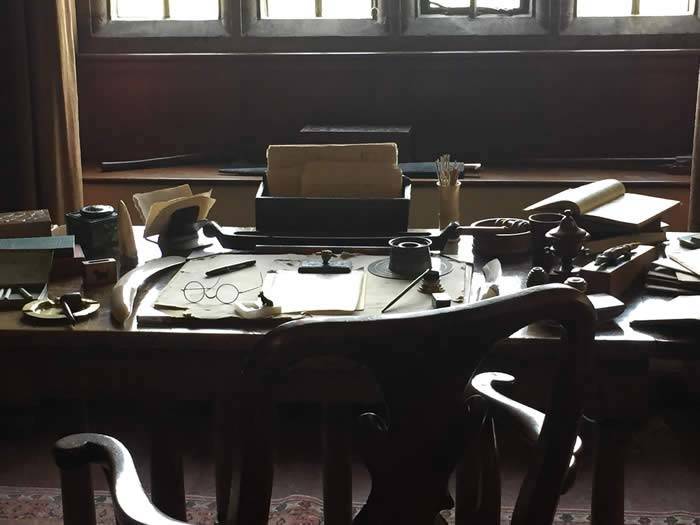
[{"xmin": 181, "ymin": 273, "xmax": 263, "ymax": 305}]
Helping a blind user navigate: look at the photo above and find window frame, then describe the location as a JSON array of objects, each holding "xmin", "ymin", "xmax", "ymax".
[{"xmin": 75, "ymin": 0, "xmax": 700, "ymax": 53}]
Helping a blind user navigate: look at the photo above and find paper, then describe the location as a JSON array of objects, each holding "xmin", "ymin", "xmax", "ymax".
[
  {"xmin": 143, "ymin": 191, "xmax": 215, "ymax": 238},
  {"xmin": 300, "ymin": 161, "xmax": 402, "ymax": 198},
  {"xmin": 266, "ymin": 143, "xmax": 399, "ymax": 197},
  {"xmin": 133, "ymin": 184, "xmax": 192, "ymax": 223},
  {"xmin": 669, "ymin": 250, "xmax": 700, "ymax": 277},
  {"xmin": 631, "ymin": 296, "xmax": 700, "ymax": 328},
  {"xmin": 263, "ymin": 269, "xmax": 366, "ymax": 314},
  {"xmin": 525, "ymin": 179, "xmax": 624, "ymax": 214},
  {"xmin": 155, "ymin": 254, "xmax": 263, "ymax": 319}
]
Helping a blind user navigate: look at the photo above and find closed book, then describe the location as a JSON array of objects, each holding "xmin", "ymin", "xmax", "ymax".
[
  {"xmin": 0, "ymin": 235, "xmax": 75, "ymax": 257},
  {"xmin": 0, "ymin": 209, "xmax": 51, "ymax": 238},
  {"xmin": 584, "ymin": 231, "xmax": 667, "ymax": 255}
]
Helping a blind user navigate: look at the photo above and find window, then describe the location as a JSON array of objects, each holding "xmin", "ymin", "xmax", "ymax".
[
  {"xmin": 261, "ymin": 0, "xmax": 374, "ymax": 19},
  {"xmin": 577, "ymin": 0, "xmax": 693, "ymax": 17},
  {"xmin": 419, "ymin": 0, "xmax": 530, "ymax": 17},
  {"xmin": 241, "ymin": 0, "xmax": 387, "ymax": 38},
  {"xmin": 112, "ymin": 0, "xmax": 220, "ymax": 20}
]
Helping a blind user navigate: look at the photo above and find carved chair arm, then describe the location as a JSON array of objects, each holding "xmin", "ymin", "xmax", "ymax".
[
  {"xmin": 470, "ymin": 372, "xmax": 582, "ymax": 492},
  {"xmin": 54, "ymin": 433, "xmax": 188, "ymax": 525}
]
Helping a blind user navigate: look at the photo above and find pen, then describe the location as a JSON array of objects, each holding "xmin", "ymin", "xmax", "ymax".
[
  {"xmin": 205, "ymin": 260, "xmax": 256, "ymax": 277},
  {"xmin": 60, "ymin": 298, "xmax": 77, "ymax": 324},
  {"xmin": 381, "ymin": 268, "xmax": 432, "ymax": 314}
]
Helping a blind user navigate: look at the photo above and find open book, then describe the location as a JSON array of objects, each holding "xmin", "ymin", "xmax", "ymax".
[{"xmin": 525, "ymin": 179, "xmax": 678, "ymax": 232}]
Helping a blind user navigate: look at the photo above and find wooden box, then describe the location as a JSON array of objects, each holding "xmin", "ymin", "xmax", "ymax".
[
  {"xmin": 579, "ymin": 244, "xmax": 658, "ymax": 297},
  {"xmin": 255, "ymin": 176, "xmax": 412, "ymax": 235}
]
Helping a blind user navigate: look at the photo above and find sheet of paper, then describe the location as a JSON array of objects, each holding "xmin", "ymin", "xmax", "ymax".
[
  {"xmin": 143, "ymin": 191, "xmax": 215, "ymax": 238},
  {"xmin": 133, "ymin": 184, "xmax": 192, "ymax": 223},
  {"xmin": 155, "ymin": 254, "xmax": 263, "ymax": 319},
  {"xmin": 669, "ymin": 250, "xmax": 700, "ymax": 277},
  {"xmin": 263, "ymin": 269, "xmax": 366, "ymax": 314}
]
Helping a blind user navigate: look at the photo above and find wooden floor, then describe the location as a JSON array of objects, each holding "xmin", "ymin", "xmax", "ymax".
[{"xmin": 2, "ymin": 399, "xmax": 700, "ymax": 513}]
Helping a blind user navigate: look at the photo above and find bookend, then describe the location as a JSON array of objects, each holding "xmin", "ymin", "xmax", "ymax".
[{"xmin": 157, "ymin": 206, "xmax": 211, "ymax": 257}]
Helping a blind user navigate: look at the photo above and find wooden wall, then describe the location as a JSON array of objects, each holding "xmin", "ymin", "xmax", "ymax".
[
  {"xmin": 77, "ymin": 52, "xmax": 700, "ymax": 164},
  {"xmin": 78, "ymin": 51, "xmax": 696, "ymax": 228}
]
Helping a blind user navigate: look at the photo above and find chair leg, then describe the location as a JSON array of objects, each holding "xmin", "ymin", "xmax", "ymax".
[
  {"xmin": 150, "ymin": 405, "xmax": 186, "ymax": 521},
  {"xmin": 591, "ymin": 422, "xmax": 632, "ymax": 525},
  {"xmin": 323, "ymin": 404, "xmax": 353, "ymax": 525},
  {"xmin": 455, "ymin": 414, "xmax": 500, "ymax": 525},
  {"xmin": 60, "ymin": 464, "xmax": 97, "ymax": 525},
  {"xmin": 214, "ymin": 399, "xmax": 240, "ymax": 525}
]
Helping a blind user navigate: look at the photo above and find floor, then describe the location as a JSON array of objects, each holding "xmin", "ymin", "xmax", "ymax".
[{"xmin": 2, "ymin": 395, "xmax": 700, "ymax": 515}]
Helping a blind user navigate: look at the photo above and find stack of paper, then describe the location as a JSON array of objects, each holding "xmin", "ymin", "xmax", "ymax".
[
  {"xmin": 266, "ymin": 143, "xmax": 401, "ymax": 198},
  {"xmin": 646, "ymin": 252, "xmax": 700, "ymax": 294},
  {"xmin": 133, "ymin": 184, "xmax": 216, "ymax": 238}
]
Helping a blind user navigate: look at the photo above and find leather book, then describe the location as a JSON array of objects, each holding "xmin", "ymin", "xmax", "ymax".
[{"xmin": 0, "ymin": 209, "xmax": 51, "ymax": 238}]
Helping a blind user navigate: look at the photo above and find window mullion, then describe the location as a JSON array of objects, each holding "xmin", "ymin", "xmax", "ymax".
[
  {"xmin": 163, "ymin": 0, "xmax": 171, "ymax": 19},
  {"xmin": 316, "ymin": 0, "xmax": 322, "ymax": 18},
  {"xmin": 632, "ymin": 0, "xmax": 640, "ymax": 15}
]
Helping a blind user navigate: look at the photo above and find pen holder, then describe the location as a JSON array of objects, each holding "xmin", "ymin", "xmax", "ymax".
[{"xmin": 438, "ymin": 181, "xmax": 461, "ymax": 229}]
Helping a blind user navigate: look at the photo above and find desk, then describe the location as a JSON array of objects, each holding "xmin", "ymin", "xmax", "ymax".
[{"xmin": 0, "ymin": 228, "xmax": 695, "ymax": 525}]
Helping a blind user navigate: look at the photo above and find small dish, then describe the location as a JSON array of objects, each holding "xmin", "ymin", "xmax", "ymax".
[{"xmin": 22, "ymin": 297, "xmax": 100, "ymax": 321}]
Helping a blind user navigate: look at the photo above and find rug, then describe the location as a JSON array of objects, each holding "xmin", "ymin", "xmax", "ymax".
[{"xmin": 1, "ymin": 486, "xmax": 699, "ymax": 525}]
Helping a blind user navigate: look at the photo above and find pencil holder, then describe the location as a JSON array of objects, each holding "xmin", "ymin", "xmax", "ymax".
[{"xmin": 438, "ymin": 181, "xmax": 461, "ymax": 228}]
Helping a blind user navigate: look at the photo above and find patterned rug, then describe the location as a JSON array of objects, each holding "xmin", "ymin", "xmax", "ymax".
[{"xmin": 1, "ymin": 486, "xmax": 699, "ymax": 525}]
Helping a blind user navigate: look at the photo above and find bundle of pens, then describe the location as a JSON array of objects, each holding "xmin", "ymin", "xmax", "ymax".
[
  {"xmin": 436, "ymin": 154, "xmax": 463, "ymax": 188},
  {"xmin": 435, "ymin": 154, "xmax": 462, "ymax": 228}
]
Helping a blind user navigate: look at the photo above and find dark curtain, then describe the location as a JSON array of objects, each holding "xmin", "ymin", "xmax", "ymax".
[
  {"xmin": 1, "ymin": 0, "xmax": 83, "ymax": 221},
  {"xmin": 690, "ymin": 66, "xmax": 700, "ymax": 231}
]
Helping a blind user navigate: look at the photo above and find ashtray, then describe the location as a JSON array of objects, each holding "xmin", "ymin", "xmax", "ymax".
[{"xmin": 23, "ymin": 297, "xmax": 100, "ymax": 321}]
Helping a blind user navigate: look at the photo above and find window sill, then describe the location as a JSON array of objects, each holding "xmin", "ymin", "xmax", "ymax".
[
  {"xmin": 82, "ymin": 163, "xmax": 690, "ymax": 188},
  {"xmin": 92, "ymin": 20, "xmax": 231, "ymax": 39}
]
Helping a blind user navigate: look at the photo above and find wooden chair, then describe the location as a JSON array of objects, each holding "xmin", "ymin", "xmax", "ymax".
[{"xmin": 54, "ymin": 283, "xmax": 595, "ymax": 525}]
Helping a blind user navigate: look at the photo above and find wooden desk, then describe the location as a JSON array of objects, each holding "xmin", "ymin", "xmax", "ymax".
[{"xmin": 0, "ymin": 229, "xmax": 694, "ymax": 525}]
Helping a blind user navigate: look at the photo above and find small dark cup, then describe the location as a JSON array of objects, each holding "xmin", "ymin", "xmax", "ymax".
[{"xmin": 528, "ymin": 212, "xmax": 565, "ymax": 266}]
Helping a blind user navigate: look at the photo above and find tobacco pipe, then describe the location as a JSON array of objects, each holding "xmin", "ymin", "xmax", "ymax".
[{"xmin": 202, "ymin": 221, "xmax": 514, "ymax": 252}]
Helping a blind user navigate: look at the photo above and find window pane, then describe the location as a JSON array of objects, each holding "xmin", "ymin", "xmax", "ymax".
[
  {"xmin": 114, "ymin": 0, "xmax": 164, "ymax": 19},
  {"xmin": 639, "ymin": 0, "xmax": 692, "ymax": 15},
  {"xmin": 323, "ymin": 0, "xmax": 373, "ymax": 18},
  {"xmin": 578, "ymin": 0, "xmax": 693, "ymax": 16},
  {"xmin": 169, "ymin": 0, "xmax": 220, "ymax": 20},
  {"xmin": 423, "ymin": 1, "xmax": 524, "ymax": 10},
  {"xmin": 426, "ymin": 0, "xmax": 469, "ymax": 7},
  {"xmin": 263, "ymin": 0, "xmax": 316, "ymax": 18},
  {"xmin": 479, "ymin": 0, "xmax": 522, "ymax": 9}
]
